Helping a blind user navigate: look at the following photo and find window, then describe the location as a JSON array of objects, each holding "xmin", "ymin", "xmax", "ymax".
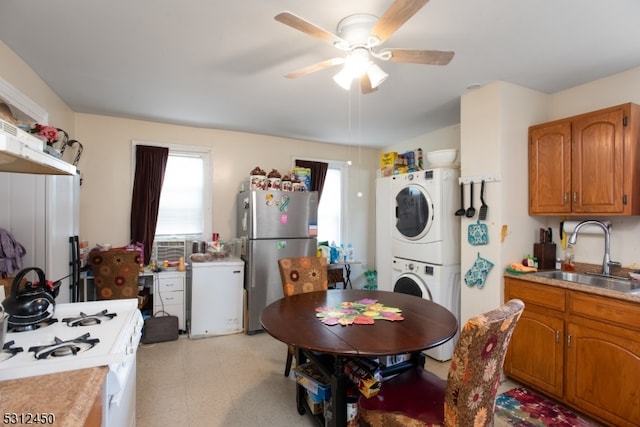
[
  {"xmin": 156, "ymin": 154, "xmax": 204, "ymax": 236},
  {"xmin": 295, "ymin": 158, "xmax": 347, "ymax": 245},
  {"xmin": 317, "ymin": 166, "xmax": 343, "ymax": 243},
  {"xmin": 132, "ymin": 141, "xmax": 212, "ymax": 242}
]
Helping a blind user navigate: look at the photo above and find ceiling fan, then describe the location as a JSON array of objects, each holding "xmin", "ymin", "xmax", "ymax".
[{"xmin": 275, "ymin": 0, "xmax": 454, "ymax": 94}]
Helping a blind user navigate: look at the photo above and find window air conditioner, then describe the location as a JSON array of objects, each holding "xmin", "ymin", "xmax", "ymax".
[{"xmin": 152, "ymin": 239, "xmax": 186, "ymax": 262}]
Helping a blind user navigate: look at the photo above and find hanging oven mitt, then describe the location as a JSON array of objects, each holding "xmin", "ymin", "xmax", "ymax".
[
  {"xmin": 468, "ymin": 220, "xmax": 489, "ymax": 246},
  {"xmin": 464, "ymin": 253, "xmax": 494, "ymax": 289}
]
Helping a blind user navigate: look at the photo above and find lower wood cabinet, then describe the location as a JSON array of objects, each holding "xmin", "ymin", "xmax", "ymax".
[{"xmin": 504, "ymin": 277, "xmax": 640, "ymax": 427}]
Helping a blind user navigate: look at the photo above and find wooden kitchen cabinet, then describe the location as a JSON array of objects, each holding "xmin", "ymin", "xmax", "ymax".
[
  {"xmin": 504, "ymin": 276, "xmax": 640, "ymax": 426},
  {"xmin": 565, "ymin": 292, "xmax": 640, "ymax": 427},
  {"xmin": 504, "ymin": 278, "xmax": 565, "ymax": 398},
  {"xmin": 529, "ymin": 102, "xmax": 640, "ymax": 215},
  {"xmin": 153, "ymin": 270, "xmax": 186, "ymax": 331}
]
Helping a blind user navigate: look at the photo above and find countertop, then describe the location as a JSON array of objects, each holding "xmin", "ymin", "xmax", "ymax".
[
  {"xmin": 504, "ymin": 269, "xmax": 640, "ymax": 303},
  {"xmin": 0, "ymin": 366, "xmax": 107, "ymax": 426}
]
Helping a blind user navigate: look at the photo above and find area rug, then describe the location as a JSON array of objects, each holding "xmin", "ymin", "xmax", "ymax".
[{"xmin": 494, "ymin": 387, "xmax": 601, "ymax": 426}]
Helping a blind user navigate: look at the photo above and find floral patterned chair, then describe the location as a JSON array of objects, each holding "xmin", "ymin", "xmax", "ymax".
[
  {"xmin": 89, "ymin": 249, "xmax": 141, "ymax": 300},
  {"xmin": 277, "ymin": 256, "xmax": 329, "ymax": 376},
  {"xmin": 359, "ymin": 299, "xmax": 525, "ymax": 427}
]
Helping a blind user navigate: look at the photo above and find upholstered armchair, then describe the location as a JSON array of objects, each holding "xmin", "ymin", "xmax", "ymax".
[
  {"xmin": 359, "ymin": 299, "xmax": 525, "ymax": 427},
  {"xmin": 277, "ymin": 256, "xmax": 329, "ymax": 376},
  {"xmin": 89, "ymin": 249, "xmax": 141, "ymax": 300}
]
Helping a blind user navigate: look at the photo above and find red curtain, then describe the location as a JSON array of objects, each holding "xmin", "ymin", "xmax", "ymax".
[
  {"xmin": 295, "ymin": 160, "xmax": 328, "ymax": 201},
  {"xmin": 130, "ymin": 145, "xmax": 169, "ymax": 265}
]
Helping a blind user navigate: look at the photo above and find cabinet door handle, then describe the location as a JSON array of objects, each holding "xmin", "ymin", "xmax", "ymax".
[
  {"xmin": 573, "ymin": 192, "xmax": 577, "ymax": 203},
  {"xmin": 555, "ymin": 330, "xmax": 560, "ymax": 343},
  {"xmin": 567, "ymin": 334, "xmax": 572, "ymax": 347},
  {"xmin": 564, "ymin": 193, "xmax": 568, "ymax": 204}
]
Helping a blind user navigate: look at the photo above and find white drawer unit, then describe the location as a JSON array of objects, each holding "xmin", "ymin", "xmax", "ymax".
[{"xmin": 153, "ymin": 270, "xmax": 186, "ymax": 331}]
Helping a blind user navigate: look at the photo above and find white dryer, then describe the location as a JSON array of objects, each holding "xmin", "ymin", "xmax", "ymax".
[
  {"xmin": 391, "ymin": 168, "xmax": 460, "ymax": 265},
  {"xmin": 391, "ymin": 257, "xmax": 460, "ymax": 361}
]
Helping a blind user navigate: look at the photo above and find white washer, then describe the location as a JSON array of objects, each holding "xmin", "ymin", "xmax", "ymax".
[
  {"xmin": 391, "ymin": 168, "xmax": 460, "ymax": 265},
  {"xmin": 391, "ymin": 257, "xmax": 460, "ymax": 361}
]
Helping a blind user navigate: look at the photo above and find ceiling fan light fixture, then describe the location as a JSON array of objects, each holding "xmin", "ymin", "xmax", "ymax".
[
  {"xmin": 344, "ymin": 48, "xmax": 371, "ymax": 77},
  {"xmin": 367, "ymin": 63, "xmax": 389, "ymax": 88},
  {"xmin": 333, "ymin": 67, "xmax": 353, "ymax": 90}
]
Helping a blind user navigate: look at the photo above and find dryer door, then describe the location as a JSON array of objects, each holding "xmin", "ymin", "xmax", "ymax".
[
  {"xmin": 393, "ymin": 184, "xmax": 434, "ymax": 242},
  {"xmin": 393, "ymin": 272, "xmax": 432, "ymax": 301}
]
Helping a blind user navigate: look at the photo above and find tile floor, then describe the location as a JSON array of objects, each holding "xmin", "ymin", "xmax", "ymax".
[{"xmin": 136, "ymin": 332, "xmax": 520, "ymax": 426}]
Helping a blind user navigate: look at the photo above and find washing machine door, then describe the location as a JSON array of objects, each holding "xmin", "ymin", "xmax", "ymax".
[
  {"xmin": 393, "ymin": 272, "xmax": 432, "ymax": 300},
  {"xmin": 394, "ymin": 183, "xmax": 434, "ymax": 241}
]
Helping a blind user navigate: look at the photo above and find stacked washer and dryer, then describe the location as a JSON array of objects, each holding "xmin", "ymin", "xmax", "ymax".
[{"xmin": 376, "ymin": 168, "xmax": 461, "ymax": 361}]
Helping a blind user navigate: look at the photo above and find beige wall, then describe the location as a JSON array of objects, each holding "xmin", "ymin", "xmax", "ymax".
[
  {"xmin": 0, "ymin": 40, "xmax": 379, "ymax": 287},
  {"xmin": 381, "ymin": 124, "xmax": 461, "ymax": 162},
  {"xmin": 0, "ymin": 41, "xmax": 75, "ymax": 131}
]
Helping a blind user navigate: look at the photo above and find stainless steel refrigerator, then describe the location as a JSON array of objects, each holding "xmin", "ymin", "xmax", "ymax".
[{"xmin": 237, "ymin": 189, "xmax": 318, "ymax": 334}]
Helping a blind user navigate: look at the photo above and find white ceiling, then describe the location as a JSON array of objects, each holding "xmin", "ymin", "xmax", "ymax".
[{"xmin": 2, "ymin": 0, "xmax": 640, "ymax": 148}]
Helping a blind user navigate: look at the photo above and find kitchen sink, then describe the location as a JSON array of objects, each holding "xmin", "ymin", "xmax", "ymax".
[{"xmin": 532, "ymin": 270, "xmax": 640, "ymax": 294}]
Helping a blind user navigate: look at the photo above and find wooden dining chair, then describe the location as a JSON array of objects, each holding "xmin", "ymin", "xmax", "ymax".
[
  {"xmin": 359, "ymin": 299, "xmax": 525, "ymax": 427},
  {"xmin": 277, "ymin": 256, "xmax": 329, "ymax": 377},
  {"xmin": 89, "ymin": 249, "xmax": 141, "ymax": 300}
]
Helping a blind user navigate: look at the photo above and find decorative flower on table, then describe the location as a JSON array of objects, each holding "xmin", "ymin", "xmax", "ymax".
[
  {"xmin": 29, "ymin": 123, "xmax": 59, "ymax": 146},
  {"xmin": 315, "ymin": 298, "xmax": 404, "ymax": 326}
]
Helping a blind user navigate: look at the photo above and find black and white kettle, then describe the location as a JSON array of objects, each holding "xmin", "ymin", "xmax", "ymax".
[{"xmin": 1, "ymin": 267, "xmax": 60, "ymax": 329}]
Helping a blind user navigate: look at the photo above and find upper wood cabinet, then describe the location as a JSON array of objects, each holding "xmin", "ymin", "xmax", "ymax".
[{"xmin": 529, "ymin": 103, "xmax": 640, "ymax": 215}]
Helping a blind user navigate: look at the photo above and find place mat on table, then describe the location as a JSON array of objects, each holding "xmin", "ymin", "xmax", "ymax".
[{"xmin": 315, "ymin": 299, "xmax": 404, "ymax": 326}]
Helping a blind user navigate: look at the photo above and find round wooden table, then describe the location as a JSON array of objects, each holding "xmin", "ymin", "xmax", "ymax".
[{"xmin": 260, "ymin": 289, "xmax": 458, "ymax": 427}]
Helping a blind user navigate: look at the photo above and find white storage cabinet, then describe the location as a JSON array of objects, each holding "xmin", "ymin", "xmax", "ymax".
[{"xmin": 153, "ymin": 270, "xmax": 186, "ymax": 331}]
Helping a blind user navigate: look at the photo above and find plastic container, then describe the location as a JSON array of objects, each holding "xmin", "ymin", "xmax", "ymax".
[
  {"xmin": 346, "ymin": 244, "xmax": 355, "ymax": 262},
  {"xmin": 329, "ymin": 242, "xmax": 339, "ymax": 264}
]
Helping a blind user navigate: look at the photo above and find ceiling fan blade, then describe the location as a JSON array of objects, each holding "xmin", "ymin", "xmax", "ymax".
[
  {"xmin": 383, "ymin": 49, "xmax": 454, "ymax": 65},
  {"xmin": 371, "ymin": 0, "xmax": 430, "ymax": 44},
  {"xmin": 284, "ymin": 58, "xmax": 345, "ymax": 79},
  {"xmin": 275, "ymin": 12, "xmax": 346, "ymax": 45},
  {"xmin": 360, "ymin": 75, "xmax": 378, "ymax": 94}
]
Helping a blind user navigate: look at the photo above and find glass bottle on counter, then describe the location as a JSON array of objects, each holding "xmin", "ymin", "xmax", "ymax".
[{"xmin": 562, "ymin": 246, "xmax": 575, "ymax": 271}]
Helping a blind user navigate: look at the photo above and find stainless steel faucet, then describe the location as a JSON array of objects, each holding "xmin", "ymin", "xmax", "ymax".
[{"xmin": 567, "ymin": 220, "xmax": 621, "ymax": 276}]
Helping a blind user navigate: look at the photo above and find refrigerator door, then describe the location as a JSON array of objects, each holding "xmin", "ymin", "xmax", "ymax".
[
  {"xmin": 45, "ymin": 174, "xmax": 80, "ymax": 303},
  {"xmin": 244, "ymin": 237, "xmax": 317, "ymax": 334},
  {"xmin": 0, "ymin": 173, "xmax": 79, "ymax": 303},
  {"xmin": 237, "ymin": 190, "xmax": 318, "ymax": 239}
]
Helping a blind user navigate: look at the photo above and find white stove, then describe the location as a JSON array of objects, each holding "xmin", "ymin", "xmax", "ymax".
[{"xmin": 0, "ymin": 299, "xmax": 143, "ymax": 427}]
